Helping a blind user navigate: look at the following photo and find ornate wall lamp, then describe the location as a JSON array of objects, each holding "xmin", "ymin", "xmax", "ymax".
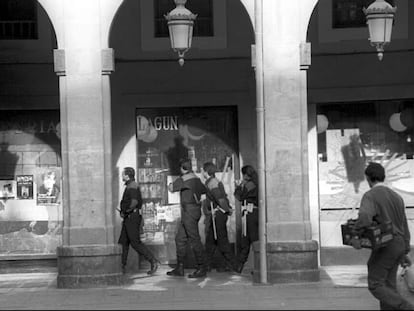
[
  {"xmin": 363, "ymin": 0, "xmax": 397, "ymax": 61},
  {"xmin": 165, "ymin": 0, "xmax": 197, "ymax": 66}
]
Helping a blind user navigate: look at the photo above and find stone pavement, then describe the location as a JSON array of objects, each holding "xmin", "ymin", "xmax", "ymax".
[{"xmin": 0, "ymin": 265, "xmax": 413, "ymax": 310}]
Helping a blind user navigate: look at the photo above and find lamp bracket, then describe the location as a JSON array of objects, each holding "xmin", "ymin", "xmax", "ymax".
[
  {"xmin": 300, "ymin": 42, "xmax": 311, "ymax": 70},
  {"xmin": 53, "ymin": 49, "xmax": 66, "ymax": 76}
]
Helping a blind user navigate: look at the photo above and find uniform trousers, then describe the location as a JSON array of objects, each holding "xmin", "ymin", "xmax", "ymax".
[
  {"xmin": 175, "ymin": 203, "xmax": 206, "ymax": 266},
  {"xmin": 238, "ymin": 208, "xmax": 259, "ymax": 264},
  {"xmin": 205, "ymin": 211, "xmax": 237, "ymax": 269},
  {"xmin": 118, "ymin": 211, "xmax": 156, "ymax": 266}
]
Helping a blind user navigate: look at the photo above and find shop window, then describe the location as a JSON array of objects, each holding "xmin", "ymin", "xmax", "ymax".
[
  {"xmin": 316, "ymin": 100, "xmax": 414, "ymax": 250},
  {"xmin": 317, "ymin": 100, "xmax": 414, "ymax": 211},
  {"xmin": 0, "ymin": 110, "xmax": 62, "ymax": 257},
  {"xmin": 317, "ymin": 101, "xmax": 413, "ymax": 162},
  {"xmin": 135, "ymin": 106, "xmax": 238, "ymax": 265},
  {"xmin": 154, "ymin": 0, "xmax": 214, "ymax": 37},
  {"xmin": 140, "ymin": 0, "xmax": 227, "ymax": 51},
  {"xmin": 0, "ymin": 0, "xmax": 38, "ymax": 40},
  {"xmin": 332, "ymin": 0, "xmax": 395, "ymax": 29}
]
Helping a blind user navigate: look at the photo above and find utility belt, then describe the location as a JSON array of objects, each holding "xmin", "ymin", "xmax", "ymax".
[
  {"xmin": 241, "ymin": 202, "xmax": 258, "ymax": 214},
  {"xmin": 210, "ymin": 202, "xmax": 228, "ymax": 241},
  {"xmin": 242, "ymin": 202, "xmax": 258, "ymax": 237},
  {"xmin": 182, "ymin": 201, "xmax": 201, "ymax": 208},
  {"xmin": 126, "ymin": 207, "xmax": 142, "ymax": 217}
]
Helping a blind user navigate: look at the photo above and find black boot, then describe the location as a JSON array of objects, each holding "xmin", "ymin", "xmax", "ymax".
[
  {"xmin": 216, "ymin": 265, "xmax": 232, "ymax": 273},
  {"xmin": 166, "ymin": 262, "xmax": 184, "ymax": 277},
  {"xmin": 148, "ymin": 259, "xmax": 160, "ymax": 275},
  {"xmin": 188, "ymin": 265, "xmax": 207, "ymax": 278},
  {"xmin": 233, "ymin": 262, "xmax": 244, "ymax": 274}
]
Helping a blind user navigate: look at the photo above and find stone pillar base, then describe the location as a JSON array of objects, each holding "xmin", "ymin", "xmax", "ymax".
[
  {"xmin": 57, "ymin": 244, "xmax": 123, "ymax": 288},
  {"xmin": 252, "ymin": 240, "xmax": 320, "ymax": 283}
]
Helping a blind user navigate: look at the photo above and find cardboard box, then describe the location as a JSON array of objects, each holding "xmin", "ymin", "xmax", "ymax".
[{"xmin": 341, "ymin": 219, "xmax": 394, "ymax": 250}]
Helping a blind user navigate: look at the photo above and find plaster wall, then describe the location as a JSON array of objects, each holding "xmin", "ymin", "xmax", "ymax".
[{"xmin": 260, "ymin": 0, "xmax": 312, "ymax": 242}]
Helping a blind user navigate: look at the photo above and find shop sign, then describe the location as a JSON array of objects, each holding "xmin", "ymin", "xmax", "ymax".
[{"xmin": 0, "ymin": 110, "xmax": 60, "ymax": 145}]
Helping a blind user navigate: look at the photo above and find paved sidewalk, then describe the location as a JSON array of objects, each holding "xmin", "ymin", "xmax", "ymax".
[{"xmin": 0, "ymin": 265, "xmax": 411, "ymax": 310}]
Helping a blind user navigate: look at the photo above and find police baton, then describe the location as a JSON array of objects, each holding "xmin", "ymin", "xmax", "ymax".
[
  {"xmin": 241, "ymin": 201, "xmax": 247, "ymax": 237},
  {"xmin": 211, "ymin": 202, "xmax": 217, "ymax": 240}
]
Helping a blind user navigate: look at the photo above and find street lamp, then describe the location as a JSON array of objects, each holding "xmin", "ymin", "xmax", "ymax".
[
  {"xmin": 363, "ymin": 0, "xmax": 397, "ymax": 61},
  {"xmin": 165, "ymin": 0, "xmax": 197, "ymax": 66}
]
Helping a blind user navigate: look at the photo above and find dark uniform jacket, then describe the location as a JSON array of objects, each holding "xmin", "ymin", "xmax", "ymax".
[
  {"xmin": 120, "ymin": 180, "xmax": 142, "ymax": 216},
  {"xmin": 171, "ymin": 172, "xmax": 206, "ymax": 205},
  {"xmin": 234, "ymin": 180, "xmax": 258, "ymax": 206},
  {"xmin": 203, "ymin": 177, "xmax": 231, "ymax": 215}
]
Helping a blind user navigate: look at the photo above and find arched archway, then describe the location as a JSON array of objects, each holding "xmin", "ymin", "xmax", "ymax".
[
  {"xmin": 108, "ymin": 0, "xmax": 255, "ymax": 271},
  {"xmin": 0, "ymin": 0, "xmax": 61, "ymax": 261},
  {"xmin": 306, "ymin": 0, "xmax": 414, "ymax": 266}
]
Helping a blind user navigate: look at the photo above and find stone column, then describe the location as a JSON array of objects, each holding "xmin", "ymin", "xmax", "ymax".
[
  {"xmin": 53, "ymin": 1, "xmax": 121, "ymax": 288},
  {"xmin": 252, "ymin": 0, "xmax": 319, "ymax": 283}
]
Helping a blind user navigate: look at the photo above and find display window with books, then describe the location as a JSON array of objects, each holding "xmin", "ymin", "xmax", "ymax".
[
  {"xmin": 136, "ymin": 106, "xmax": 239, "ymax": 264},
  {"xmin": 0, "ymin": 110, "xmax": 62, "ymax": 257}
]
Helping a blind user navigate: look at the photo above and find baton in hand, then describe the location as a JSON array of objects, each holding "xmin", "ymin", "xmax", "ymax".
[
  {"xmin": 242, "ymin": 212, "xmax": 247, "ymax": 237},
  {"xmin": 211, "ymin": 202, "xmax": 217, "ymax": 240},
  {"xmin": 241, "ymin": 201, "xmax": 247, "ymax": 237}
]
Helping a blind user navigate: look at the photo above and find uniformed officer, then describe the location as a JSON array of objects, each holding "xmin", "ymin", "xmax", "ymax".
[
  {"xmin": 166, "ymin": 158, "xmax": 207, "ymax": 278},
  {"xmin": 118, "ymin": 167, "xmax": 160, "ymax": 275},
  {"xmin": 234, "ymin": 165, "xmax": 259, "ymax": 274},
  {"xmin": 202, "ymin": 162, "xmax": 241, "ymax": 273}
]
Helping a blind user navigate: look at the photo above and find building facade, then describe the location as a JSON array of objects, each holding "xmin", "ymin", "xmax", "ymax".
[{"xmin": 0, "ymin": 0, "xmax": 413, "ymax": 288}]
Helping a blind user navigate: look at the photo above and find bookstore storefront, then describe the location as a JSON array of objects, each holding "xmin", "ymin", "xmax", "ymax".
[
  {"xmin": 135, "ymin": 106, "xmax": 240, "ymax": 265},
  {"xmin": 316, "ymin": 100, "xmax": 414, "ymax": 250},
  {"xmin": 0, "ymin": 110, "xmax": 62, "ymax": 258}
]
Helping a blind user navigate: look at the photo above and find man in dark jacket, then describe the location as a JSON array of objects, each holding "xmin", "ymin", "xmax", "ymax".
[
  {"xmin": 202, "ymin": 161, "xmax": 240, "ymax": 273},
  {"xmin": 118, "ymin": 167, "xmax": 159, "ymax": 275},
  {"xmin": 352, "ymin": 162, "xmax": 413, "ymax": 310},
  {"xmin": 166, "ymin": 158, "xmax": 207, "ymax": 278},
  {"xmin": 234, "ymin": 165, "xmax": 259, "ymax": 274}
]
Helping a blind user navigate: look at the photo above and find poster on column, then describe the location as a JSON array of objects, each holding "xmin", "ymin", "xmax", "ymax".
[{"xmin": 136, "ymin": 106, "xmax": 239, "ymax": 262}]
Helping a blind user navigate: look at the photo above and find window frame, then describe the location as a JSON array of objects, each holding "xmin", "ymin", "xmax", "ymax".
[
  {"xmin": 154, "ymin": 0, "xmax": 214, "ymax": 38},
  {"xmin": 0, "ymin": 0, "xmax": 38, "ymax": 40},
  {"xmin": 318, "ymin": 0, "xmax": 407, "ymax": 42},
  {"xmin": 140, "ymin": 0, "xmax": 227, "ymax": 51}
]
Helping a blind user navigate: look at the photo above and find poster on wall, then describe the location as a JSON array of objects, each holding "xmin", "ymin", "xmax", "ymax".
[
  {"xmin": 0, "ymin": 180, "xmax": 16, "ymax": 200},
  {"xmin": 16, "ymin": 175, "xmax": 34, "ymax": 200},
  {"xmin": 35, "ymin": 167, "xmax": 61, "ymax": 205},
  {"xmin": 136, "ymin": 106, "xmax": 239, "ymax": 257}
]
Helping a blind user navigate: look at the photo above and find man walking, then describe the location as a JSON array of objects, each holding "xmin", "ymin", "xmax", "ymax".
[
  {"xmin": 167, "ymin": 158, "xmax": 207, "ymax": 278},
  {"xmin": 118, "ymin": 167, "xmax": 159, "ymax": 275},
  {"xmin": 351, "ymin": 162, "xmax": 413, "ymax": 310}
]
